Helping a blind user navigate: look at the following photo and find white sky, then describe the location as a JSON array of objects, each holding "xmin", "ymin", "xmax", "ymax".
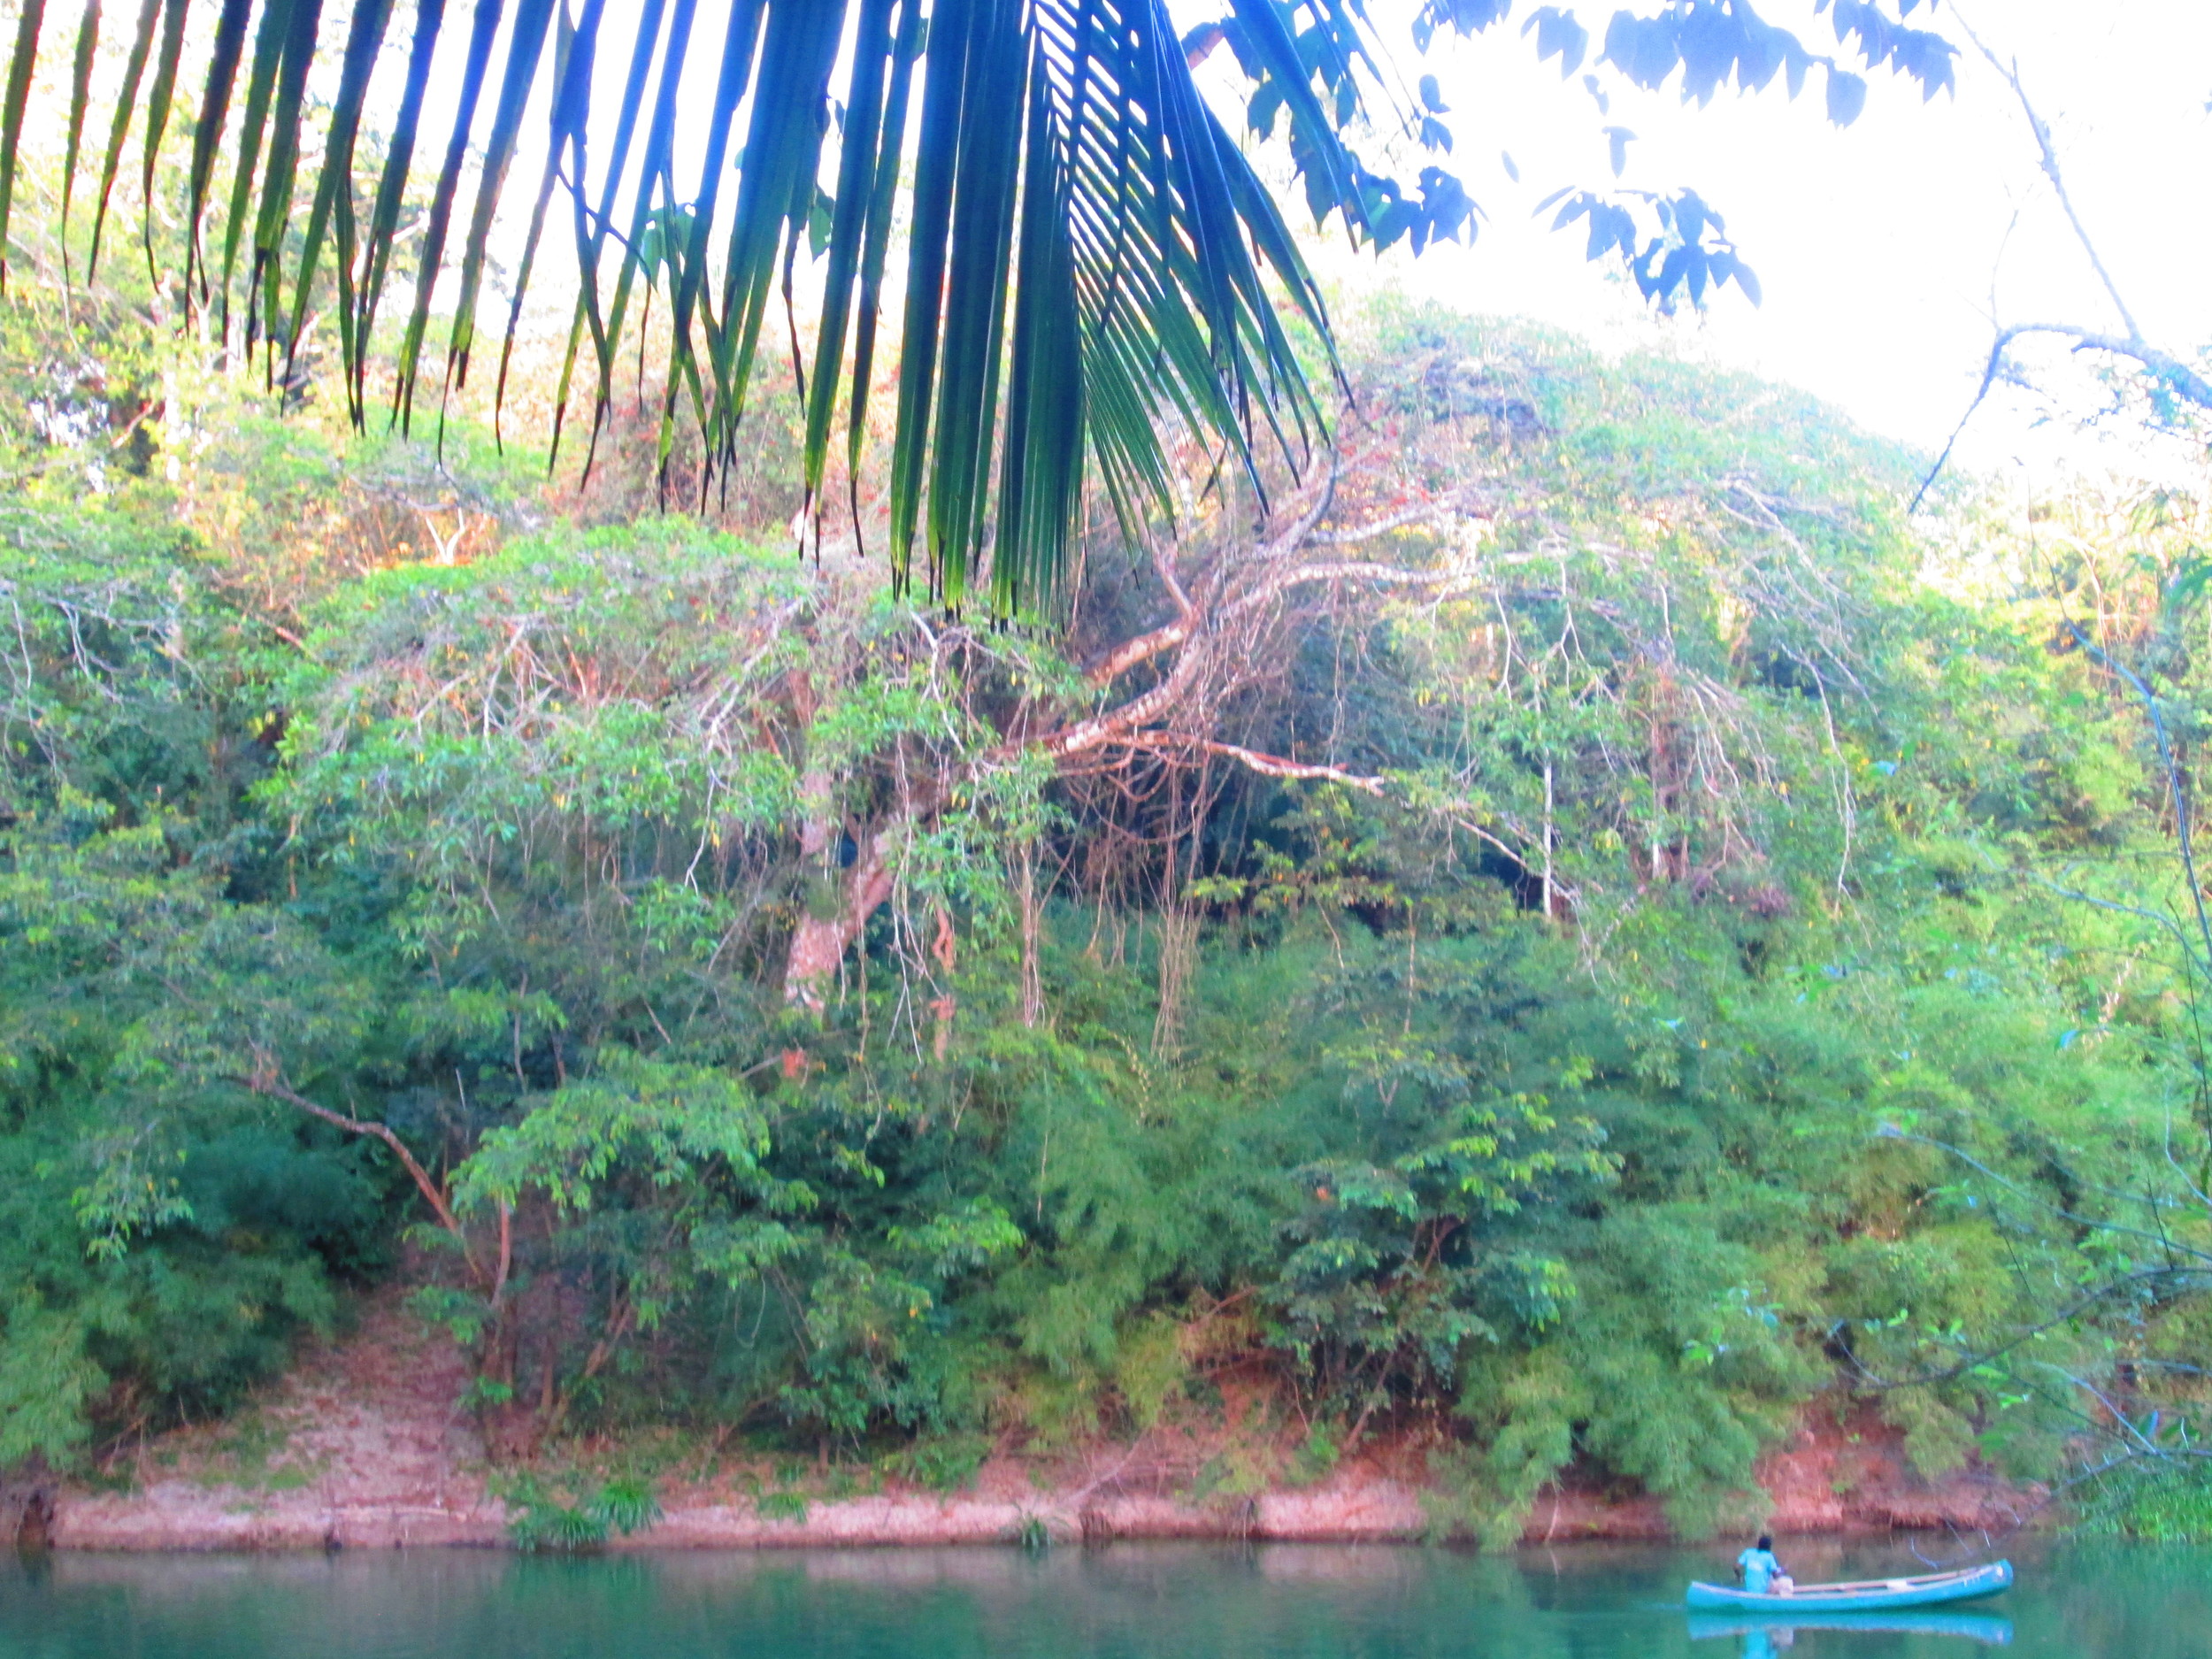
[{"xmin": 1318, "ymin": 0, "xmax": 2212, "ymax": 480}]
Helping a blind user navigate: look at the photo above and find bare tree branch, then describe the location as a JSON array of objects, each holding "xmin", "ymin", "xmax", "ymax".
[
  {"xmin": 1913, "ymin": 325, "xmax": 2212, "ymax": 513},
  {"xmin": 1955, "ymin": 11, "xmax": 2141, "ymax": 342},
  {"xmin": 1126, "ymin": 733, "xmax": 1388, "ymax": 795},
  {"xmin": 1913, "ymin": 22, "xmax": 2210, "ymax": 510},
  {"xmin": 232, "ymin": 1053, "xmax": 479, "ymax": 1272},
  {"xmin": 1303, "ymin": 495, "xmax": 1479, "ymax": 547}
]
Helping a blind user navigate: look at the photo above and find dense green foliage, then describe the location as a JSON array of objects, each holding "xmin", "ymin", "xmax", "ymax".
[{"xmin": 4, "ymin": 288, "xmax": 2208, "ymax": 1538}]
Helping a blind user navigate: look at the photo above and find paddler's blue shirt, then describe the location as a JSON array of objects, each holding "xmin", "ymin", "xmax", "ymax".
[{"xmin": 1737, "ymin": 1548, "xmax": 1782, "ymax": 1593}]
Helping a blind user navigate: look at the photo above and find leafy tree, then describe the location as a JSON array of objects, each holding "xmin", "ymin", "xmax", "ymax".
[{"xmin": 0, "ymin": 518, "xmax": 388, "ymax": 1469}]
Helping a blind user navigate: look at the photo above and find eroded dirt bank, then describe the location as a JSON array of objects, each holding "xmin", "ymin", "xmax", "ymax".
[{"xmin": 16, "ymin": 1298, "xmax": 2040, "ymax": 1552}]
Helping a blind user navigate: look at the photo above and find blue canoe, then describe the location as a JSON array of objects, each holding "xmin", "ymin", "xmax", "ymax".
[{"xmin": 1686, "ymin": 1560, "xmax": 2013, "ymax": 1614}]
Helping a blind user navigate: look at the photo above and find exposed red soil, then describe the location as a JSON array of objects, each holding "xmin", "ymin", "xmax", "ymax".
[
  {"xmin": 48, "ymin": 1293, "xmax": 500, "ymax": 1550},
  {"xmin": 33, "ymin": 1292, "xmax": 2043, "ymax": 1551}
]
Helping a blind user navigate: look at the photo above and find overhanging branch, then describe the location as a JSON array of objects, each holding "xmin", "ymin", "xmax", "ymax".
[
  {"xmin": 233, "ymin": 1052, "xmax": 477, "ymax": 1270},
  {"xmin": 1913, "ymin": 325, "xmax": 2212, "ymax": 513}
]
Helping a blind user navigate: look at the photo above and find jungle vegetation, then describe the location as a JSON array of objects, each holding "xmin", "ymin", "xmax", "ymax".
[
  {"xmin": 0, "ymin": 0, "xmax": 2206, "ymax": 1547},
  {"xmin": 4, "ymin": 231, "xmax": 2212, "ymax": 1541}
]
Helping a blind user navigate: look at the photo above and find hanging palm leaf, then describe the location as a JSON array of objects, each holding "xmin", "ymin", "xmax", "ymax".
[{"xmin": 2, "ymin": 0, "xmax": 1958, "ymax": 614}]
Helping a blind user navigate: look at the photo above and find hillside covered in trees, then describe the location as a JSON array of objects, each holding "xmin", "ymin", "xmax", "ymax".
[{"xmin": 4, "ymin": 275, "xmax": 2211, "ymax": 1544}]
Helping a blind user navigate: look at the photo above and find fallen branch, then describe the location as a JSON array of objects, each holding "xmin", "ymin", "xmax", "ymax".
[{"xmin": 1125, "ymin": 733, "xmax": 1389, "ymax": 795}]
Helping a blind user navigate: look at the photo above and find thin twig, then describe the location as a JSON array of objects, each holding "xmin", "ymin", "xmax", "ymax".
[{"xmin": 1955, "ymin": 12, "xmax": 2140, "ymax": 342}]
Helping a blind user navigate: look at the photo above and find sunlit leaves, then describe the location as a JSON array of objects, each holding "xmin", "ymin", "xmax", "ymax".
[
  {"xmin": 1822, "ymin": 0, "xmax": 1958, "ymax": 100},
  {"xmin": 1587, "ymin": 0, "xmax": 1953, "ymax": 115},
  {"xmin": 1470, "ymin": 4, "xmax": 1953, "ymax": 326},
  {"xmin": 1525, "ymin": 6, "xmax": 1589, "ymax": 77},
  {"xmin": 1824, "ymin": 65, "xmax": 1867, "ymax": 124},
  {"xmin": 1541, "ymin": 186, "xmax": 1759, "ymax": 310},
  {"xmin": 1415, "ymin": 0, "xmax": 1513, "ymax": 52}
]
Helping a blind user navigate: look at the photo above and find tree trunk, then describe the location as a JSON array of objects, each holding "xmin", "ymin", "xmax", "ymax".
[{"xmin": 785, "ymin": 830, "xmax": 895, "ymax": 1011}]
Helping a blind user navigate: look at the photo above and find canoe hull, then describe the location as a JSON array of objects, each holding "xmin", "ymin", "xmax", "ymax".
[{"xmin": 1685, "ymin": 1560, "xmax": 2013, "ymax": 1614}]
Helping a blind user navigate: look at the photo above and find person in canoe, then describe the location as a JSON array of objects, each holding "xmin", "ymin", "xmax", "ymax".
[{"xmin": 1735, "ymin": 1536, "xmax": 1795, "ymax": 1594}]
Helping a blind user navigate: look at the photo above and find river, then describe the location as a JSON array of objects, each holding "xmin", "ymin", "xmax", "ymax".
[{"xmin": 2, "ymin": 1540, "xmax": 2203, "ymax": 1657}]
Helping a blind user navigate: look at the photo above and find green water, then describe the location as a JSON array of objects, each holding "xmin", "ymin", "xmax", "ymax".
[{"xmin": 1, "ymin": 1540, "xmax": 2203, "ymax": 1657}]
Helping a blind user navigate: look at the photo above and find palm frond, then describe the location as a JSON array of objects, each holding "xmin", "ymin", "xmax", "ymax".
[
  {"xmin": 0, "ymin": 0, "xmax": 46, "ymax": 290},
  {"xmin": 6, "ymin": 0, "xmax": 1955, "ymax": 615}
]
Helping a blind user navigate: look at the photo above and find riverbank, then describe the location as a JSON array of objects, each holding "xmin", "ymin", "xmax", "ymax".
[{"xmin": 15, "ymin": 1298, "xmax": 2041, "ymax": 1552}]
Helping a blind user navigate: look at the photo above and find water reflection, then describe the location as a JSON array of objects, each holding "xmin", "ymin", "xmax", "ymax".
[
  {"xmin": 1687, "ymin": 1611, "xmax": 2016, "ymax": 1654},
  {"xmin": 0, "ymin": 1540, "xmax": 2199, "ymax": 1657}
]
